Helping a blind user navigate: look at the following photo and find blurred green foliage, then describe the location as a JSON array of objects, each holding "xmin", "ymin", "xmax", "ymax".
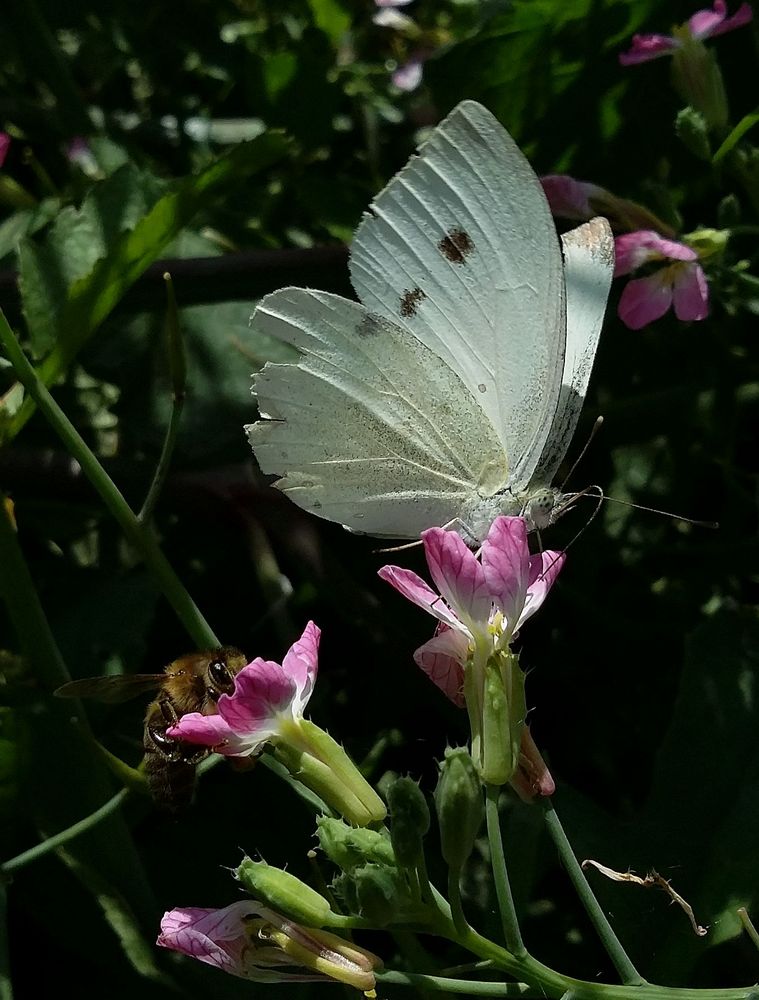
[{"xmin": 1, "ymin": 0, "xmax": 758, "ymax": 996}]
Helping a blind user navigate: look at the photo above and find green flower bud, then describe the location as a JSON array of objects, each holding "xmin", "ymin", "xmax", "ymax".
[
  {"xmin": 684, "ymin": 227, "xmax": 729, "ymax": 260},
  {"xmin": 351, "ymin": 863, "xmax": 409, "ymax": 926},
  {"xmin": 480, "ymin": 650, "xmax": 525, "ymax": 786},
  {"xmin": 434, "ymin": 747, "xmax": 484, "ymax": 872},
  {"xmin": 316, "ymin": 816, "xmax": 395, "ymax": 873},
  {"xmin": 387, "ymin": 776, "xmax": 430, "ymax": 868},
  {"xmin": 675, "ymin": 106, "xmax": 712, "ymax": 161},
  {"xmin": 717, "ymin": 193, "xmax": 741, "ymax": 228},
  {"xmin": 235, "ymin": 857, "xmax": 332, "ymax": 926},
  {"xmin": 672, "ymin": 33, "xmax": 728, "ymax": 131}
]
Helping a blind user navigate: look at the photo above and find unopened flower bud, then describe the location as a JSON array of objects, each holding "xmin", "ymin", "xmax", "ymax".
[
  {"xmin": 235, "ymin": 857, "xmax": 332, "ymax": 926},
  {"xmin": 672, "ymin": 33, "xmax": 728, "ymax": 131},
  {"xmin": 387, "ymin": 776, "xmax": 430, "ymax": 868},
  {"xmin": 675, "ymin": 106, "xmax": 712, "ymax": 161},
  {"xmin": 316, "ymin": 817, "xmax": 395, "ymax": 873},
  {"xmin": 434, "ymin": 747, "xmax": 483, "ymax": 872}
]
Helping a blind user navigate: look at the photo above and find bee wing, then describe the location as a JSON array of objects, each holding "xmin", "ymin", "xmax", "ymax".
[{"xmin": 54, "ymin": 674, "xmax": 165, "ymax": 704}]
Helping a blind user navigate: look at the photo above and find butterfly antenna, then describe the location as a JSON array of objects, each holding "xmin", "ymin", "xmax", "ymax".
[
  {"xmin": 556, "ymin": 485, "xmax": 606, "ymax": 555},
  {"xmin": 600, "ymin": 495, "xmax": 718, "ymax": 529},
  {"xmin": 560, "ymin": 416, "xmax": 604, "ymax": 491}
]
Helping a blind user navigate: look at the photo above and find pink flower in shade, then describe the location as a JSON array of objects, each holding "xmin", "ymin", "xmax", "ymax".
[
  {"xmin": 378, "ymin": 517, "xmax": 565, "ymax": 705},
  {"xmin": 620, "ymin": 1, "xmax": 752, "ymax": 65},
  {"xmin": 158, "ymin": 901, "xmax": 379, "ymax": 989},
  {"xmin": 0, "ymin": 133, "xmax": 10, "ymax": 168},
  {"xmin": 392, "ymin": 56, "xmax": 424, "ymax": 91},
  {"xmin": 540, "ymin": 175, "xmax": 610, "ymax": 221},
  {"xmin": 615, "ymin": 230, "xmax": 709, "ymax": 330},
  {"xmin": 167, "ymin": 622, "xmax": 319, "ymax": 757}
]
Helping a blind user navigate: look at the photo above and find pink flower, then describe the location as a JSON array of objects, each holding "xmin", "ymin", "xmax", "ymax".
[
  {"xmin": 620, "ymin": 1, "xmax": 752, "ymax": 65},
  {"xmin": 0, "ymin": 133, "xmax": 10, "ymax": 169},
  {"xmin": 158, "ymin": 901, "xmax": 379, "ymax": 989},
  {"xmin": 167, "ymin": 622, "xmax": 319, "ymax": 757},
  {"xmin": 615, "ymin": 231, "xmax": 709, "ymax": 330},
  {"xmin": 378, "ymin": 516, "xmax": 564, "ymax": 705},
  {"xmin": 540, "ymin": 175, "xmax": 610, "ymax": 221},
  {"xmin": 392, "ymin": 57, "xmax": 424, "ymax": 91}
]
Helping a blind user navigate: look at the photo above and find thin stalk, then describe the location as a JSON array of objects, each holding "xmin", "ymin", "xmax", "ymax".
[
  {"xmin": 0, "ymin": 311, "xmax": 218, "ymax": 649},
  {"xmin": 1, "ymin": 790, "xmax": 128, "ymax": 876},
  {"xmin": 376, "ymin": 970, "xmax": 534, "ymax": 996},
  {"xmin": 737, "ymin": 908, "xmax": 759, "ymax": 952},
  {"xmin": 447, "ymin": 869, "xmax": 468, "ymax": 936},
  {"xmin": 541, "ymin": 799, "xmax": 643, "ymax": 986},
  {"xmin": 0, "ymin": 883, "xmax": 11, "ymax": 1000},
  {"xmin": 138, "ymin": 274, "xmax": 185, "ymax": 524},
  {"xmin": 485, "ymin": 784, "xmax": 525, "ymax": 957}
]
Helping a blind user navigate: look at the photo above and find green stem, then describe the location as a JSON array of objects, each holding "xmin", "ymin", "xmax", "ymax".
[
  {"xmin": 485, "ymin": 784, "xmax": 525, "ymax": 957},
  {"xmin": 447, "ymin": 868, "xmax": 468, "ymax": 936},
  {"xmin": 138, "ymin": 274, "xmax": 185, "ymax": 524},
  {"xmin": 737, "ymin": 908, "xmax": 759, "ymax": 953},
  {"xmin": 1, "ymin": 790, "xmax": 128, "ymax": 876},
  {"xmin": 541, "ymin": 799, "xmax": 643, "ymax": 986},
  {"xmin": 376, "ymin": 970, "xmax": 533, "ymax": 996},
  {"xmin": 0, "ymin": 883, "xmax": 11, "ymax": 1000},
  {"xmin": 0, "ymin": 310, "xmax": 218, "ymax": 649}
]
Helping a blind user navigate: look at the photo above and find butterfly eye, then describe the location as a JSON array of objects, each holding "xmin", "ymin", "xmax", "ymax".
[{"xmin": 523, "ymin": 490, "xmax": 556, "ymax": 531}]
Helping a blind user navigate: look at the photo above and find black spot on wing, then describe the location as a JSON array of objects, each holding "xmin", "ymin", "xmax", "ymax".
[
  {"xmin": 400, "ymin": 287, "xmax": 426, "ymax": 318},
  {"xmin": 438, "ymin": 227, "xmax": 474, "ymax": 264}
]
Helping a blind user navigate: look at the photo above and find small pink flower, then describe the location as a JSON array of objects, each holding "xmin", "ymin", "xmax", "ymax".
[
  {"xmin": 615, "ymin": 230, "xmax": 709, "ymax": 330},
  {"xmin": 540, "ymin": 175, "xmax": 610, "ymax": 221},
  {"xmin": 158, "ymin": 901, "xmax": 379, "ymax": 988},
  {"xmin": 167, "ymin": 622, "xmax": 319, "ymax": 756},
  {"xmin": 379, "ymin": 517, "xmax": 564, "ymax": 704},
  {"xmin": 620, "ymin": 1, "xmax": 752, "ymax": 65},
  {"xmin": 392, "ymin": 56, "xmax": 424, "ymax": 91},
  {"xmin": 0, "ymin": 133, "xmax": 10, "ymax": 169}
]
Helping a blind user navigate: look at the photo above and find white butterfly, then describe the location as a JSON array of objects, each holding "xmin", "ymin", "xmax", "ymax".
[{"xmin": 246, "ymin": 101, "xmax": 614, "ymax": 544}]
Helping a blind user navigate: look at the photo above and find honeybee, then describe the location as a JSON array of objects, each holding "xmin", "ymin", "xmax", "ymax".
[{"xmin": 55, "ymin": 647, "xmax": 247, "ymax": 810}]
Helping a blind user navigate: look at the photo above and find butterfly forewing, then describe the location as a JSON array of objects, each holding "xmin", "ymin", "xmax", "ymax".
[{"xmin": 349, "ymin": 100, "xmax": 566, "ymax": 487}]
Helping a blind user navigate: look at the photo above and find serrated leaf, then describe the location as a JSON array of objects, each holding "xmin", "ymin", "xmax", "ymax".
[{"xmin": 9, "ymin": 131, "xmax": 289, "ymax": 440}]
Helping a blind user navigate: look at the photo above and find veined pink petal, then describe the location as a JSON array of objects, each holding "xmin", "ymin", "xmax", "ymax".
[
  {"xmin": 480, "ymin": 517, "xmax": 529, "ymax": 630},
  {"xmin": 619, "ymin": 32, "xmax": 676, "ymax": 65},
  {"xmin": 614, "ymin": 231, "xmax": 697, "ymax": 276},
  {"xmin": 378, "ymin": 564, "xmax": 464, "ymax": 632},
  {"xmin": 413, "ymin": 627, "xmax": 468, "ymax": 706},
  {"xmin": 281, "ymin": 621, "xmax": 320, "ymax": 715},
  {"xmin": 422, "ymin": 527, "xmax": 491, "ymax": 626},
  {"xmin": 705, "ymin": 1, "xmax": 753, "ymax": 36},
  {"xmin": 158, "ymin": 901, "xmax": 260, "ymax": 972},
  {"xmin": 218, "ymin": 658, "xmax": 298, "ymax": 732},
  {"xmin": 167, "ymin": 712, "xmax": 273, "ymax": 756},
  {"xmin": 672, "ymin": 262, "xmax": 710, "ymax": 321},
  {"xmin": 518, "ymin": 551, "xmax": 565, "ymax": 630},
  {"xmin": 618, "ymin": 272, "xmax": 675, "ymax": 329}
]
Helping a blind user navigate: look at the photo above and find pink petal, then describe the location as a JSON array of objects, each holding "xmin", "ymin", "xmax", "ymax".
[
  {"xmin": 672, "ymin": 262, "xmax": 710, "ymax": 321},
  {"xmin": 480, "ymin": 517, "xmax": 529, "ymax": 629},
  {"xmin": 0, "ymin": 133, "xmax": 10, "ymax": 169},
  {"xmin": 518, "ymin": 550, "xmax": 566, "ymax": 630},
  {"xmin": 705, "ymin": 1, "xmax": 753, "ymax": 36},
  {"xmin": 392, "ymin": 58, "xmax": 423, "ymax": 91},
  {"xmin": 614, "ymin": 231, "xmax": 696, "ymax": 276},
  {"xmin": 618, "ymin": 272, "xmax": 674, "ymax": 330},
  {"xmin": 422, "ymin": 527, "xmax": 491, "ymax": 626},
  {"xmin": 689, "ymin": 2, "xmax": 729, "ymax": 37},
  {"xmin": 281, "ymin": 621, "xmax": 320, "ymax": 715},
  {"xmin": 509, "ymin": 727, "xmax": 555, "ymax": 802},
  {"xmin": 619, "ymin": 33, "xmax": 677, "ymax": 66},
  {"xmin": 218, "ymin": 658, "xmax": 298, "ymax": 732},
  {"xmin": 540, "ymin": 175, "xmax": 603, "ymax": 221},
  {"xmin": 378, "ymin": 564, "xmax": 464, "ymax": 631},
  {"xmin": 158, "ymin": 901, "xmax": 259, "ymax": 972},
  {"xmin": 413, "ymin": 627, "xmax": 468, "ymax": 706},
  {"xmin": 167, "ymin": 712, "xmax": 268, "ymax": 756}
]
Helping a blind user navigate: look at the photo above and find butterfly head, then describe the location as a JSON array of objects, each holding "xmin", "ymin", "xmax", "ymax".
[{"xmin": 520, "ymin": 488, "xmax": 559, "ymax": 532}]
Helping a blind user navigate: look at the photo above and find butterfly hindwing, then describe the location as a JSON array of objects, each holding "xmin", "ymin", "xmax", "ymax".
[{"xmin": 248, "ymin": 288, "xmax": 510, "ymax": 538}]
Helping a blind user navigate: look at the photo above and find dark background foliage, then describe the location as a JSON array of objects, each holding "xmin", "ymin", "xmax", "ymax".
[{"xmin": 1, "ymin": 0, "xmax": 758, "ymax": 996}]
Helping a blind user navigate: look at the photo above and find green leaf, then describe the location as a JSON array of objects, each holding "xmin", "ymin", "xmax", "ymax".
[
  {"xmin": 9, "ymin": 131, "xmax": 289, "ymax": 441},
  {"xmin": 713, "ymin": 108, "xmax": 759, "ymax": 164},
  {"xmin": 306, "ymin": 0, "xmax": 351, "ymax": 45}
]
